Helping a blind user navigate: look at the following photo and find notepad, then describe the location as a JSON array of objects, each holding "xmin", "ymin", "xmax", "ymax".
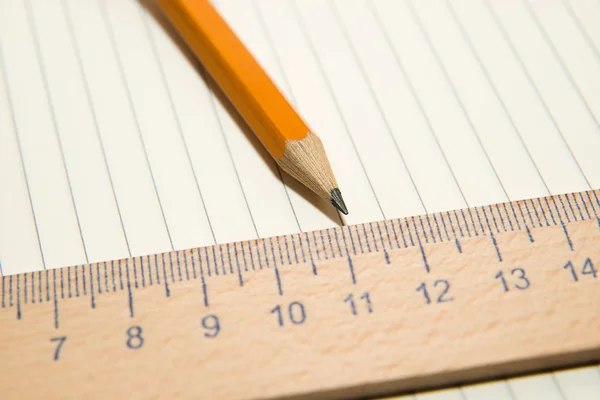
[{"xmin": 1, "ymin": 0, "xmax": 600, "ymax": 398}]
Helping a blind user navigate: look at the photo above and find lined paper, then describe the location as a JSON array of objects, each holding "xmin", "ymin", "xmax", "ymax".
[{"xmin": 1, "ymin": 0, "xmax": 599, "ymax": 398}]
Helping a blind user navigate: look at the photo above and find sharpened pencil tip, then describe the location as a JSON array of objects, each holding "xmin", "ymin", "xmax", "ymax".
[{"xmin": 330, "ymin": 188, "xmax": 348, "ymax": 215}]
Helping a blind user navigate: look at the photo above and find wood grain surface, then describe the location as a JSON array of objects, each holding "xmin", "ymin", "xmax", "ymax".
[{"xmin": 0, "ymin": 191, "xmax": 599, "ymax": 399}]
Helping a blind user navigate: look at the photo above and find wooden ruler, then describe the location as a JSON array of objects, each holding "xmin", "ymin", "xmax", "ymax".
[{"xmin": 0, "ymin": 191, "xmax": 599, "ymax": 399}]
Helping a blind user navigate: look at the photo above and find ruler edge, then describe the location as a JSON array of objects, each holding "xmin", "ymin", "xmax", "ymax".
[
  {"xmin": 2, "ymin": 189, "xmax": 598, "ymax": 280},
  {"xmin": 0, "ymin": 190, "xmax": 599, "ymax": 400}
]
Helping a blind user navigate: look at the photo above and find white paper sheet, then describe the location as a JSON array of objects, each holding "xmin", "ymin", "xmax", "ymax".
[{"xmin": 1, "ymin": 0, "xmax": 599, "ymax": 398}]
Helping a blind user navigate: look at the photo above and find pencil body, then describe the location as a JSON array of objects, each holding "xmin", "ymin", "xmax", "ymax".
[{"xmin": 158, "ymin": 0, "xmax": 347, "ymax": 214}]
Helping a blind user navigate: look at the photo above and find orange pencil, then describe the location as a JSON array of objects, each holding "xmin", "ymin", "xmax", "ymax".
[{"xmin": 157, "ymin": 0, "xmax": 348, "ymax": 215}]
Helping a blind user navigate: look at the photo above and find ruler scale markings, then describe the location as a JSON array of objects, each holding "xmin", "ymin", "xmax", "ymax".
[
  {"xmin": 488, "ymin": 205, "xmax": 502, "ymax": 233},
  {"xmin": 319, "ymin": 230, "xmax": 330, "ymax": 259},
  {"xmin": 368, "ymin": 222, "xmax": 380, "ymax": 252},
  {"xmin": 269, "ymin": 237, "xmax": 278, "ymax": 270},
  {"xmin": 536, "ymin": 197, "xmax": 551, "ymax": 226},
  {"xmin": 118, "ymin": 259, "xmax": 124, "ymax": 291},
  {"xmin": 81, "ymin": 264, "xmax": 86, "ymax": 296},
  {"xmin": 154, "ymin": 253, "xmax": 161, "ymax": 284},
  {"xmin": 88, "ymin": 264, "xmax": 95, "ymax": 309},
  {"xmin": 276, "ymin": 236, "xmax": 285, "ymax": 266},
  {"xmin": 0, "ymin": 192, "xmax": 600, "ymax": 398},
  {"xmin": 446, "ymin": 211, "xmax": 463, "ymax": 253},
  {"xmin": 197, "ymin": 251, "xmax": 208, "ymax": 306},
  {"xmin": 8, "ymin": 275, "xmax": 13, "ymax": 308},
  {"xmin": 16, "ymin": 274, "xmax": 21, "ymax": 319},
  {"xmin": 501, "ymin": 202, "xmax": 515, "ymax": 231},
  {"xmin": 467, "ymin": 207, "xmax": 480, "ymax": 236},
  {"xmin": 133, "ymin": 256, "xmax": 139, "ymax": 289},
  {"xmin": 413, "ymin": 215, "xmax": 426, "ymax": 243},
  {"xmin": 590, "ymin": 190, "xmax": 600, "ymax": 213},
  {"xmin": 342, "ymin": 225, "xmax": 356, "ymax": 257},
  {"xmin": 290, "ymin": 234, "xmax": 299, "ymax": 265},
  {"xmin": 436, "ymin": 213, "xmax": 451, "ymax": 242},
  {"xmin": 392, "ymin": 217, "xmax": 407, "ymax": 248},
  {"xmin": 234, "ymin": 243, "xmax": 243, "ymax": 287},
  {"xmin": 403, "ymin": 218, "xmax": 414, "ymax": 247},
  {"xmin": 559, "ymin": 193, "xmax": 574, "ymax": 222},
  {"xmin": 331, "ymin": 228, "xmax": 342, "ymax": 259},
  {"xmin": 219, "ymin": 244, "xmax": 228, "ymax": 275},
  {"xmin": 44, "ymin": 269, "xmax": 49, "ymax": 302},
  {"xmin": 381, "ymin": 220, "xmax": 395, "ymax": 249},
  {"xmin": 567, "ymin": 192, "xmax": 584, "ymax": 221},
  {"xmin": 161, "ymin": 253, "xmax": 169, "ymax": 298},
  {"xmin": 299, "ymin": 233, "xmax": 308, "ymax": 264},
  {"xmin": 185, "ymin": 249, "xmax": 192, "ymax": 281},
  {"xmin": 142, "ymin": 255, "xmax": 149, "ymax": 286},
  {"xmin": 23, "ymin": 273, "xmax": 27, "ymax": 305},
  {"xmin": 424, "ymin": 215, "xmax": 437, "ymax": 243},
  {"xmin": 52, "ymin": 269, "xmax": 58, "ymax": 329},
  {"xmin": 542, "ymin": 197, "xmax": 557, "ymax": 226},
  {"xmin": 249, "ymin": 239, "xmax": 258, "ymax": 271},
  {"xmin": 457, "ymin": 209, "xmax": 471, "ymax": 237},
  {"xmin": 274, "ymin": 265, "xmax": 283, "ymax": 296},
  {"xmin": 262, "ymin": 239, "xmax": 271, "ymax": 268},
  {"xmin": 430, "ymin": 213, "xmax": 444, "ymax": 242},
  {"xmin": 283, "ymin": 236, "xmax": 292, "ymax": 265},
  {"xmin": 450, "ymin": 210, "xmax": 465, "ymax": 238},
  {"xmin": 512, "ymin": 202, "xmax": 526, "ymax": 233},
  {"xmin": 209, "ymin": 246, "xmax": 217, "ymax": 276},
  {"xmin": 240, "ymin": 242, "xmax": 249, "ymax": 273},
  {"xmin": 109, "ymin": 260, "xmax": 115, "ymax": 292},
  {"xmin": 255, "ymin": 238, "xmax": 265, "ymax": 269},
  {"xmin": 60, "ymin": 267, "xmax": 64, "ymax": 299},
  {"xmin": 31, "ymin": 271, "xmax": 36, "ymax": 303},
  {"xmin": 99, "ymin": 261, "xmax": 104, "ymax": 294},
  {"xmin": 189, "ymin": 250, "xmax": 197, "ymax": 280},
  {"xmin": 126, "ymin": 258, "xmax": 133, "ymax": 318},
  {"xmin": 376, "ymin": 222, "xmax": 391, "ymax": 264},
  {"xmin": 521, "ymin": 200, "xmax": 536, "ymax": 228},
  {"xmin": 201, "ymin": 247, "xmax": 210, "ymax": 277},
  {"xmin": 558, "ymin": 193, "xmax": 575, "ymax": 222},
  {"xmin": 167, "ymin": 251, "xmax": 175, "ymax": 283},
  {"xmin": 349, "ymin": 224, "xmax": 361, "ymax": 254},
  {"xmin": 347, "ymin": 254, "xmax": 357, "ymax": 285},
  {"xmin": 172, "ymin": 251, "xmax": 180, "ymax": 282},
  {"xmin": 493, "ymin": 204, "xmax": 507, "ymax": 232},
  {"xmin": 572, "ymin": 192, "xmax": 588, "ymax": 220}
]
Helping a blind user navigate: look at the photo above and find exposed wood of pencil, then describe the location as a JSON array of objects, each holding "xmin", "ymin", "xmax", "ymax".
[{"xmin": 157, "ymin": 0, "xmax": 342, "ymax": 207}]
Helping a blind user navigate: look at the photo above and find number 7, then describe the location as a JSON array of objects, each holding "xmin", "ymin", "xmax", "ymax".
[{"xmin": 50, "ymin": 336, "xmax": 67, "ymax": 361}]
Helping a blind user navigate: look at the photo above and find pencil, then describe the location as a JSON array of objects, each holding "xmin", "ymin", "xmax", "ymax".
[{"xmin": 157, "ymin": 0, "xmax": 348, "ymax": 215}]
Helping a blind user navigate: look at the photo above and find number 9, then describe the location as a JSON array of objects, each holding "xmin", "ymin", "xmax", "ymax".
[{"xmin": 202, "ymin": 314, "xmax": 220, "ymax": 338}]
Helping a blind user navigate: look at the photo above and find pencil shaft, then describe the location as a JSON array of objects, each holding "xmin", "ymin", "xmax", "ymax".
[{"xmin": 158, "ymin": 0, "xmax": 308, "ymax": 159}]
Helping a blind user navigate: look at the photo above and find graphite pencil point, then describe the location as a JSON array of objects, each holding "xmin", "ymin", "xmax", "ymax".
[{"xmin": 330, "ymin": 188, "xmax": 348, "ymax": 215}]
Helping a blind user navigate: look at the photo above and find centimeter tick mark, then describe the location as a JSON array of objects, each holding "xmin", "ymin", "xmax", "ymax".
[
  {"xmin": 16, "ymin": 274, "xmax": 21, "ymax": 320},
  {"xmin": 274, "ymin": 266, "xmax": 283, "ymax": 296},
  {"xmin": 347, "ymin": 255, "xmax": 356, "ymax": 284},
  {"xmin": 419, "ymin": 241, "xmax": 430, "ymax": 273},
  {"xmin": 53, "ymin": 269, "xmax": 59, "ymax": 329},
  {"xmin": 490, "ymin": 232, "xmax": 502, "ymax": 262},
  {"xmin": 304, "ymin": 232, "xmax": 317, "ymax": 275},
  {"xmin": 234, "ymin": 243, "xmax": 244, "ymax": 287},
  {"xmin": 9, "ymin": 275, "xmax": 13, "ymax": 307},
  {"xmin": 24, "ymin": 273, "xmax": 28, "ymax": 304},
  {"xmin": 194, "ymin": 250, "xmax": 209, "ymax": 307},
  {"xmin": 562, "ymin": 224, "xmax": 574, "ymax": 251},
  {"xmin": 126, "ymin": 259, "xmax": 134, "ymax": 318},
  {"xmin": 89, "ymin": 264, "xmax": 96, "ymax": 309},
  {"xmin": 161, "ymin": 253, "xmax": 170, "ymax": 298}
]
